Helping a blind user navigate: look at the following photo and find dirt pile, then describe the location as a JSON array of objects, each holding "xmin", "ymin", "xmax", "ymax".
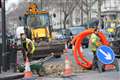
[
  {"xmin": 43, "ymin": 61, "xmax": 88, "ymax": 77},
  {"xmin": 43, "ymin": 62, "xmax": 64, "ymax": 77}
]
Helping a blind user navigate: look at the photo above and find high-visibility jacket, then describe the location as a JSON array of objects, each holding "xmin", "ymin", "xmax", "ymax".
[
  {"xmin": 89, "ymin": 33, "xmax": 99, "ymax": 51},
  {"xmin": 26, "ymin": 38, "xmax": 35, "ymax": 54},
  {"xmin": 107, "ymin": 28, "xmax": 115, "ymax": 33}
]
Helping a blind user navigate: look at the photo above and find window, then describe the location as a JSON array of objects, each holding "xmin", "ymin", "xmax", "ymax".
[{"xmin": 27, "ymin": 14, "xmax": 49, "ymax": 28}]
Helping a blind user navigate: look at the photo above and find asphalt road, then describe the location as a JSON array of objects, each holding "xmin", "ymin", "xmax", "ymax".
[
  {"xmin": 40, "ymin": 48, "xmax": 120, "ymax": 80},
  {"xmin": 18, "ymin": 48, "xmax": 120, "ymax": 80},
  {"xmin": 37, "ymin": 71, "xmax": 120, "ymax": 80}
]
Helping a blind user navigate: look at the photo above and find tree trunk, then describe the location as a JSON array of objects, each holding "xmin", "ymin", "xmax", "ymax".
[
  {"xmin": 98, "ymin": 0, "xmax": 102, "ymax": 29},
  {"xmin": 80, "ymin": 0, "xmax": 83, "ymax": 25},
  {"xmin": 63, "ymin": 19, "xmax": 66, "ymax": 29},
  {"xmin": 63, "ymin": 16, "xmax": 67, "ymax": 29},
  {"xmin": 70, "ymin": 13, "xmax": 73, "ymax": 27}
]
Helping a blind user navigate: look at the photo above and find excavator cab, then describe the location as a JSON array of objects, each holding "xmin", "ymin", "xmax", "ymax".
[{"xmin": 22, "ymin": 3, "xmax": 52, "ymax": 42}]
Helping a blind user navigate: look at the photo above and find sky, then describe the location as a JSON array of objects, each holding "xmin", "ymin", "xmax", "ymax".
[
  {"xmin": 6, "ymin": 0, "xmax": 20, "ymax": 12},
  {"xmin": 6, "ymin": 0, "xmax": 20, "ymax": 8}
]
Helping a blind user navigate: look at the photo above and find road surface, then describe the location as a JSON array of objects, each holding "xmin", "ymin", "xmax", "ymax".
[{"xmin": 18, "ymin": 48, "xmax": 120, "ymax": 80}]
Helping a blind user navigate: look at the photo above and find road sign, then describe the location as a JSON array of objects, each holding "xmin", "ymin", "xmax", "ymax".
[{"xmin": 96, "ymin": 45, "xmax": 115, "ymax": 64}]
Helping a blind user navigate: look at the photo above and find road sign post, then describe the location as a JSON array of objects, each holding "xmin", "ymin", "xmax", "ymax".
[{"xmin": 96, "ymin": 45, "xmax": 115, "ymax": 64}]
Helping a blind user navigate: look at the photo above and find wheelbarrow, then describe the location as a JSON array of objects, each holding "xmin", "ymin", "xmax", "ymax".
[{"xmin": 17, "ymin": 53, "xmax": 54, "ymax": 76}]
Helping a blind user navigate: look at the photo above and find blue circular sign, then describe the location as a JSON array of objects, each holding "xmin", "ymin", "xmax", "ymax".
[{"xmin": 96, "ymin": 45, "xmax": 115, "ymax": 64}]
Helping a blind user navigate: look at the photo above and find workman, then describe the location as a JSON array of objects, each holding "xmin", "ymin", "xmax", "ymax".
[
  {"xmin": 89, "ymin": 28, "xmax": 102, "ymax": 70},
  {"xmin": 20, "ymin": 33, "xmax": 35, "ymax": 62}
]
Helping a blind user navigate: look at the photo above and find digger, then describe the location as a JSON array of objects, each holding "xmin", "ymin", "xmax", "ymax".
[{"xmin": 19, "ymin": 3, "xmax": 64, "ymax": 59}]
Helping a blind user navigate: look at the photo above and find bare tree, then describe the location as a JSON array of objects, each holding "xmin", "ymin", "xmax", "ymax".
[
  {"xmin": 76, "ymin": 0, "xmax": 98, "ymax": 24},
  {"xmin": 60, "ymin": 0, "xmax": 78, "ymax": 29},
  {"xmin": 37, "ymin": 0, "xmax": 78, "ymax": 29}
]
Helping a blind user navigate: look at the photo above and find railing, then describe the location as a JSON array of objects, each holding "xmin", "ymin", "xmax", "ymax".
[{"xmin": 0, "ymin": 43, "xmax": 17, "ymax": 73}]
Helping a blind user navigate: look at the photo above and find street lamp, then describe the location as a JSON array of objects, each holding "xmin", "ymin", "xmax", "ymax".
[
  {"xmin": 1, "ymin": 0, "xmax": 7, "ymax": 72},
  {"xmin": 0, "ymin": 0, "xmax": 2, "ymax": 73}
]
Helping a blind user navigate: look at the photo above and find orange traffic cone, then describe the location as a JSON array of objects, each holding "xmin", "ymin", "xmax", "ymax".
[
  {"xmin": 24, "ymin": 57, "xmax": 34, "ymax": 80},
  {"xmin": 64, "ymin": 55, "xmax": 72, "ymax": 77},
  {"xmin": 65, "ymin": 42, "xmax": 68, "ymax": 53}
]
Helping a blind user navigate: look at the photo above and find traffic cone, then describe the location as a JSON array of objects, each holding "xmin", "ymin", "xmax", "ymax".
[
  {"xmin": 16, "ymin": 56, "xmax": 19, "ymax": 72},
  {"xmin": 65, "ymin": 42, "xmax": 68, "ymax": 53},
  {"xmin": 23, "ymin": 57, "xmax": 34, "ymax": 80},
  {"xmin": 64, "ymin": 55, "xmax": 72, "ymax": 77}
]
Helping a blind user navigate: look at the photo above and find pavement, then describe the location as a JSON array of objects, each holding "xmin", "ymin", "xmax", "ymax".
[
  {"xmin": 0, "ymin": 71, "xmax": 24, "ymax": 80},
  {"xmin": 0, "ymin": 50, "xmax": 24, "ymax": 80}
]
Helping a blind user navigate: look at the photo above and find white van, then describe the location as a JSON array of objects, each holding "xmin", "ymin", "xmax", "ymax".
[
  {"xmin": 15, "ymin": 26, "xmax": 25, "ymax": 39},
  {"xmin": 15, "ymin": 26, "xmax": 25, "ymax": 49}
]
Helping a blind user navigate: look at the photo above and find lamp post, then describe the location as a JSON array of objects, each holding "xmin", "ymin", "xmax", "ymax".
[
  {"xmin": 0, "ymin": 0, "xmax": 2, "ymax": 73},
  {"xmin": 1, "ymin": 0, "xmax": 7, "ymax": 72}
]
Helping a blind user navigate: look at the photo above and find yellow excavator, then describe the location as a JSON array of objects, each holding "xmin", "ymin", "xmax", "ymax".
[{"xmin": 19, "ymin": 3, "xmax": 64, "ymax": 59}]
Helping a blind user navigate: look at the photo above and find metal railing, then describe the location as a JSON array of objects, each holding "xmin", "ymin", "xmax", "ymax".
[{"xmin": 0, "ymin": 43, "xmax": 17, "ymax": 73}]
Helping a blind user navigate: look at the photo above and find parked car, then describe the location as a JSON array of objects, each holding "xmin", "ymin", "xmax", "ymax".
[
  {"xmin": 102, "ymin": 31, "xmax": 114, "ymax": 42},
  {"xmin": 53, "ymin": 31, "xmax": 66, "ymax": 40},
  {"xmin": 110, "ymin": 25, "xmax": 120, "ymax": 58},
  {"xmin": 64, "ymin": 26, "xmax": 89, "ymax": 48},
  {"xmin": 57, "ymin": 29, "xmax": 71, "ymax": 40}
]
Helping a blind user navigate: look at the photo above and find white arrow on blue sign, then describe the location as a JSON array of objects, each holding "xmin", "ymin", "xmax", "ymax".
[{"xmin": 96, "ymin": 45, "xmax": 115, "ymax": 64}]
